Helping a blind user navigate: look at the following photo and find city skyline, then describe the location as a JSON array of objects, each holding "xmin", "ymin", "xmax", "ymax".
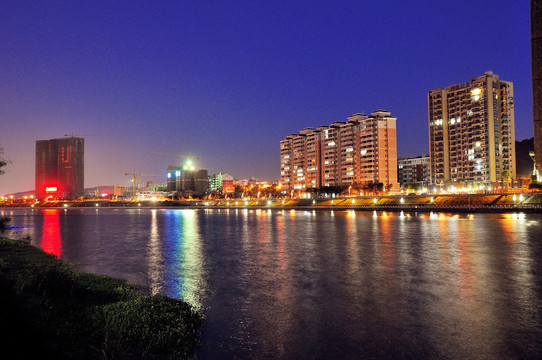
[{"xmin": 0, "ymin": 1, "xmax": 533, "ymax": 194}]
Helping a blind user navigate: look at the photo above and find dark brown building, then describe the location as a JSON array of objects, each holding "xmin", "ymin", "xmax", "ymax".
[
  {"xmin": 166, "ymin": 165, "xmax": 208, "ymax": 196},
  {"xmin": 35, "ymin": 137, "xmax": 84, "ymax": 199},
  {"xmin": 533, "ymin": 0, "xmax": 542, "ymax": 175}
]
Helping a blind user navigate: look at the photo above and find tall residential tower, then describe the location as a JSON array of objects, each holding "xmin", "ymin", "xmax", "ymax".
[
  {"xmin": 428, "ymin": 72, "xmax": 515, "ymax": 186},
  {"xmin": 35, "ymin": 137, "xmax": 84, "ymax": 199},
  {"xmin": 532, "ymin": 0, "xmax": 542, "ymax": 176}
]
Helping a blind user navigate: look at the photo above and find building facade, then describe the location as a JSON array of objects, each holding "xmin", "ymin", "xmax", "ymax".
[
  {"xmin": 397, "ymin": 155, "xmax": 430, "ymax": 188},
  {"xmin": 280, "ymin": 110, "xmax": 398, "ymax": 193},
  {"xmin": 209, "ymin": 173, "xmax": 234, "ymax": 194},
  {"xmin": 532, "ymin": 0, "xmax": 542, "ymax": 178},
  {"xmin": 35, "ymin": 137, "xmax": 84, "ymax": 199},
  {"xmin": 428, "ymin": 72, "xmax": 516, "ymax": 186},
  {"xmin": 167, "ymin": 166, "xmax": 209, "ymax": 195}
]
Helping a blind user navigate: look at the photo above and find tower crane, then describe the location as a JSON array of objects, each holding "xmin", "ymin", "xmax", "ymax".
[
  {"xmin": 151, "ymin": 152, "xmax": 201, "ymax": 170},
  {"xmin": 124, "ymin": 170, "xmax": 162, "ymax": 198},
  {"xmin": 64, "ymin": 131, "xmax": 105, "ymax": 137},
  {"xmin": 151, "ymin": 152, "xmax": 200, "ymax": 160}
]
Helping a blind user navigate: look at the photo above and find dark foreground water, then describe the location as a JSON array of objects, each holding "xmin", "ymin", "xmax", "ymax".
[{"xmin": 3, "ymin": 208, "xmax": 542, "ymax": 359}]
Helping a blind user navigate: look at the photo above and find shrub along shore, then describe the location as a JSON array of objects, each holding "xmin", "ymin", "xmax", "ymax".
[{"xmin": 0, "ymin": 237, "xmax": 202, "ymax": 359}]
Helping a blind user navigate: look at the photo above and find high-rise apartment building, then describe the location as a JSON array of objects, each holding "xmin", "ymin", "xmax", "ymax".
[
  {"xmin": 532, "ymin": 0, "xmax": 542, "ymax": 177},
  {"xmin": 167, "ymin": 166, "xmax": 209, "ymax": 195},
  {"xmin": 428, "ymin": 72, "xmax": 515, "ymax": 186},
  {"xmin": 35, "ymin": 137, "xmax": 84, "ymax": 199},
  {"xmin": 280, "ymin": 110, "xmax": 398, "ymax": 193},
  {"xmin": 397, "ymin": 155, "xmax": 430, "ymax": 188}
]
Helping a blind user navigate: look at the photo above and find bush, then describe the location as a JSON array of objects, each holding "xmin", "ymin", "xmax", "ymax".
[
  {"xmin": 0, "ymin": 238, "xmax": 202, "ymax": 359},
  {"xmin": 0, "ymin": 216, "xmax": 10, "ymax": 233},
  {"xmin": 23, "ymin": 261, "xmax": 80, "ymax": 297},
  {"xmin": 99, "ymin": 296, "xmax": 202, "ymax": 359}
]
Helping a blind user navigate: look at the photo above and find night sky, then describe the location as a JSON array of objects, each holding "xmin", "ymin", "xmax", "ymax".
[{"xmin": 0, "ymin": 1, "xmax": 533, "ymax": 194}]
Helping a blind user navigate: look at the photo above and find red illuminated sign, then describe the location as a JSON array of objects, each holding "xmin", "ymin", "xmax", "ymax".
[
  {"xmin": 61, "ymin": 146, "xmax": 70, "ymax": 163},
  {"xmin": 46, "ymin": 186, "xmax": 58, "ymax": 192}
]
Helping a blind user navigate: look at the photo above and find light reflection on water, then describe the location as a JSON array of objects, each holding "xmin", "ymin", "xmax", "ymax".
[{"xmin": 3, "ymin": 208, "xmax": 542, "ymax": 359}]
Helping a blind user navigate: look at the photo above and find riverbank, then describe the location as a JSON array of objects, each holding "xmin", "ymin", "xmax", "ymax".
[
  {"xmin": 3, "ymin": 192, "xmax": 541, "ymax": 213},
  {"xmin": 0, "ymin": 237, "xmax": 202, "ymax": 359}
]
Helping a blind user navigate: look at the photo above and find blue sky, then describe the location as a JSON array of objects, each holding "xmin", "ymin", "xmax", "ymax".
[{"xmin": 0, "ymin": 0, "xmax": 533, "ymax": 194}]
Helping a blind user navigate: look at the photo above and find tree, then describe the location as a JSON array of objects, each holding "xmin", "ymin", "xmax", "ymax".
[
  {"xmin": 0, "ymin": 146, "xmax": 9, "ymax": 175},
  {"xmin": 0, "ymin": 216, "xmax": 9, "ymax": 232},
  {"xmin": 1, "ymin": 146, "xmax": 11, "ymax": 232},
  {"xmin": 501, "ymin": 169, "xmax": 511, "ymax": 188}
]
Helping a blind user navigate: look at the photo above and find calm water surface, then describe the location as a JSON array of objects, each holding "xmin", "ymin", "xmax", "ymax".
[{"xmin": 3, "ymin": 208, "xmax": 542, "ymax": 359}]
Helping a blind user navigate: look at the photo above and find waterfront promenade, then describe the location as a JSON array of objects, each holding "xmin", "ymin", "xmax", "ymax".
[{"xmin": 2, "ymin": 193, "xmax": 542, "ymax": 213}]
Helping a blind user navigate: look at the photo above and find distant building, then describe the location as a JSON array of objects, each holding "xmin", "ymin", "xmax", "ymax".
[
  {"xmin": 532, "ymin": 0, "xmax": 542, "ymax": 179},
  {"xmin": 114, "ymin": 185, "xmax": 128, "ymax": 197},
  {"xmin": 167, "ymin": 165, "xmax": 209, "ymax": 196},
  {"xmin": 35, "ymin": 137, "xmax": 84, "ymax": 199},
  {"xmin": 428, "ymin": 72, "xmax": 516, "ymax": 186},
  {"xmin": 209, "ymin": 173, "xmax": 234, "ymax": 193},
  {"xmin": 397, "ymin": 155, "xmax": 430, "ymax": 187},
  {"xmin": 280, "ymin": 110, "xmax": 398, "ymax": 192},
  {"xmin": 84, "ymin": 186, "xmax": 114, "ymax": 197},
  {"xmin": 233, "ymin": 179, "xmax": 249, "ymax": 187}
]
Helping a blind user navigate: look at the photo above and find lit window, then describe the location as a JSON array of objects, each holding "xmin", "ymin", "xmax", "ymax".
[{"xmin": 471, "ymin": 88, "xmax": 482, "ymax": 101}]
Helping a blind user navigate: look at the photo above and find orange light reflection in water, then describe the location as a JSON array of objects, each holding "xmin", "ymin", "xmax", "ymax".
[
  {"xmin": 455, "ymin": 217, "xmax": 474, "ymax": 304},
  {"xmin": 267, "ymin": 210, "xmax": 293, "ymax": 359},
  {"xmin": 378, "ymin": 212, "xmax": 395, "ymax": 277},
  {"xmin": 41, "ymin": 209, "xmax": 62, "ymax": 258},
  {"xmin": 499, "ymin": 214, "xmax": 522, "ymax": 243},
  {"xmin": 435, "ymin": 213, "xmax": 451, "ymax": 272}
]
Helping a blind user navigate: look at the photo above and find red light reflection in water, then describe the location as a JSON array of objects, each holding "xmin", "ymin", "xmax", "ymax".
[{"xmin": 41, "ymin": 209, "xmax": 62, "ymax": 258}]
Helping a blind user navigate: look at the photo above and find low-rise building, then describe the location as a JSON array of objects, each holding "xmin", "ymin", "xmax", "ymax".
[
  {"xmin": 209, "ymin": 173, "xmax": 234, "ymax": 194},
  {"xmin": 397, "ymin": 155, "xmax": 430, "ymax": 188}
]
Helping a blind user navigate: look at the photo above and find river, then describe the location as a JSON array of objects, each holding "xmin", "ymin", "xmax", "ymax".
[{"xmin": 2, "ymin": 207, "xmax": 542, "ymax": 359}]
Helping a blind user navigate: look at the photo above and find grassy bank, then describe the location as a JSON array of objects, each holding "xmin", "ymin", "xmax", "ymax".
[{"xmin": 0, "ymin": 237, "xmax": 202, "ymax": 359}]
